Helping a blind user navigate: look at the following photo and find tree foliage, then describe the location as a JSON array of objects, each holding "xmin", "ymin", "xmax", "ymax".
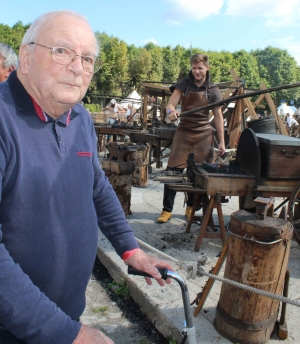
[
  {"xmin": 1, "ymin": 21, "xmax": 299, "ymax": 107},
  {"xmin": 252, "ymin": 46, "xmax": 300, "ymax": 105},
  {"xmin": 0, "ymin": 21, "xmax": 30, "ymax": 53}
]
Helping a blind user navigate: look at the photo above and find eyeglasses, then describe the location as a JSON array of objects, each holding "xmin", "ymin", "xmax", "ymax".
[{"xmin": 28, "ymin": 42, "xmax": 102, "ymax": 73}]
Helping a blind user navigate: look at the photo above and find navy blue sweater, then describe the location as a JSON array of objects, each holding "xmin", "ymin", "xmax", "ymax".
[{"xmin": 0, "ymin": 71, "xmax": 139, "ymax": 343}]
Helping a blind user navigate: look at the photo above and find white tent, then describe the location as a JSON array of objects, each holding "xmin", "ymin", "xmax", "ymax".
[
  {"xmin": 120, "ymin": 90, "xmax": 143, "ymax": 110},
  {"xmin": 277, "ymin": 103, "xmax": 297, "ymax": 115}
]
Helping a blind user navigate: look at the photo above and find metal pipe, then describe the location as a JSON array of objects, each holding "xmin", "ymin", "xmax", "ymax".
[{"xmin": 166, "ymin": 271, "xmax": 194, "ymax": 330}]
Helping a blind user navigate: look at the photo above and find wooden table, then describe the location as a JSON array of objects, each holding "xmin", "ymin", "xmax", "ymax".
[
  {"xmin": 167, "ymin": 171, "xmax": 300, "ymax": 252},
  {"xmin": 94, "ymin": 126, "xmax": 126, "ymax": 151}
]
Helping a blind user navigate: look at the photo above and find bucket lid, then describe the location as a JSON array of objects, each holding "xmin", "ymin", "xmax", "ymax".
[{"xmin": 247, "ymin": 117, "xmax": 276, "ymax": 134}]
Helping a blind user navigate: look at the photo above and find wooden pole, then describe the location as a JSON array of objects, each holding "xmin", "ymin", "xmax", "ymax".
[{"xmin": 143, "ymin": 88, "xmax": 148, "ymax": 130}]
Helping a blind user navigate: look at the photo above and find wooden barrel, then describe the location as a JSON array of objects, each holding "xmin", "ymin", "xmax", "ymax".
[{"xmin": 214, "ymin": 210, "xmax": 293, "ymax": 344}]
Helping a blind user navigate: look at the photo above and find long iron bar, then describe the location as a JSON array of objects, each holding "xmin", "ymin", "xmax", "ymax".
[{"xmin": 180, "ymin": 81, "xmax": 300, "ymax": 116}]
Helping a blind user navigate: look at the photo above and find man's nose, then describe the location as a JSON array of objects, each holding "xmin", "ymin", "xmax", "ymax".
[{"xmin": 69, "ymin": 55, "xmax": 84, "ymax": 72}]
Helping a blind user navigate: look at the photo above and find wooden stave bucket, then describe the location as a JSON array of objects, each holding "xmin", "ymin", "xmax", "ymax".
[{"xmin": 214, "ymin": 210, "xmax": 293, "ymax": 344}]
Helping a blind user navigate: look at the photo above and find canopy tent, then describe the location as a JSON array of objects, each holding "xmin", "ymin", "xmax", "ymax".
[
  {"xmin": 277, "ymin": 103, "xmax": 297, "ymax": 115},
  {"xmin": 120, "ymin": 90, "xmax": 143, "ymax": 110}
]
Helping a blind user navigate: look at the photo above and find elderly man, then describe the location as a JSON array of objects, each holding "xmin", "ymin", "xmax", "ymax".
[
  {"xmin": 0, "ymin": 10, "xmax": 172, "ymax": 344},
  {"xmin": 0, "ymin": 42, "xmax": 18, "ymax": 82}
]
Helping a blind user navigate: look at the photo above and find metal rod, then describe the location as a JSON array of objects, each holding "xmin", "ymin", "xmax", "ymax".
[{"xmin": 180, "ymin": 82, "xmax": 300, "ymax": 116}]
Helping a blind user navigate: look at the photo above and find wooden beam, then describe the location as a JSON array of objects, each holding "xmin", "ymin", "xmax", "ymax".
[
  {"xmin": 141, "ymin": 83, "xmax": 172, "ymax": 95},
  {"xmin": 252, "ymin": 93, "xmax": 266, "ymax": 108},
  {"xmin": 230, "ymin": 69, "xmax": 258, "ymax": 119}
]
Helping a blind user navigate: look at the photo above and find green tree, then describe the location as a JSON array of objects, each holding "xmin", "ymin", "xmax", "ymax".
[
  {"xmin": 144, "ymin": 42, "xmax": 163, "ymax": 82},
  {"xmin": 161, "ymin": 46, "xmax": 179, "ymax": 83},
  {"xmin": 173, "ymin": 45, "xmax": 191, "ymax": 80},
  {"xmin": 0, "ymin": 21, "xmax": 30, "ymax": 52},
  {"xmin": 92, "ymin": 32, "xmax": 129, "ymax": 97},
  {"xmin": 252, "ymin": 46, "xmax": 300, "ymax": 105},
  {"xmin": 127, "ymin": 46, "xmax": 152, "ymax": 93},
  {"xmin": 233, "ymin": 50, "xmax": 260, "ymax": 89}
]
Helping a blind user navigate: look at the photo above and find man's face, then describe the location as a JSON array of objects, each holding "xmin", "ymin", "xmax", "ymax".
[
  {"xmin": 19, "ymin": 13, "xmax": 97, "ymax": 113},
  {"xmin": 191, "ymin": 61, "xmax": 209, "ymax": 83}
]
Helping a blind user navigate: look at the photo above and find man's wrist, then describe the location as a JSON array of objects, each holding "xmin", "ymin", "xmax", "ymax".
[
  {"xmin": 167, "ymin": 109, "xmax": 175, "ymax": 115},
  {"xmin": 122, "ymin": 248, "xmax": 141, "ymax": 261}
]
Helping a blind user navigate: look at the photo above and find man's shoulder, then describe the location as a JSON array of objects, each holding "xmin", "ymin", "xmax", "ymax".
[
  {"xmin": 0, "ymin": 81, "xmax": 12, "ymax": 99},
  {"xmin": 170, "ymin": 78, "xmax": 189, "ymax": 93}
]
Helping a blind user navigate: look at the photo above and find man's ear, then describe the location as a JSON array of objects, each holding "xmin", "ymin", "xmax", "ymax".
[
  {"xmin": 18, "ymin": 44, "xmax": 30, "ymax": 74},
  {"xmin": 4, "ymin": 66, "xmax": 14, "ymax": 79}
]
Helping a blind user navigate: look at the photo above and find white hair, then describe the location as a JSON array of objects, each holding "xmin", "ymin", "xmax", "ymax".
[
  {"xmin": 22, "ymin": 10, "xmax": 99, "ymax": 56},
  {"xmin": 0, "ymin": 43, "xmax": 18, "ymax": 68}
]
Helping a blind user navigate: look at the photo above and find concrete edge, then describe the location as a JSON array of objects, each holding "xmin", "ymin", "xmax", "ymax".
[{"xmin": 96, "ymin": 245, "xmax": 183, "ymax": 342}]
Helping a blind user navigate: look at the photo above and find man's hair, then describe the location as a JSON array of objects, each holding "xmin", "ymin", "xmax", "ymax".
[
  {"xmin": 22, "ymin": 10, "xmax": 99, "ymax": 56},
  {"xmin": 190, "ymin": 53, "xmax": 209, "ymax": 66},
  {"xmin": 0, "ymin": 43, "xmax": 18, "ymax": 69}
]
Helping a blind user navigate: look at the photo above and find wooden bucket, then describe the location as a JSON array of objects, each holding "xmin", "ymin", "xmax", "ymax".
[{"xmin": 214, "ymin": 210, "xmax": 293, "ymax": 344}]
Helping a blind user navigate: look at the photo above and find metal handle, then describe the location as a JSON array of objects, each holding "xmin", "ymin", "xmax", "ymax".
[
  {"xmin": 127, "ymin": 266, "xmax": 197, "ymax": 344},
  {"xmin": 228, "ymin": 230, "xmax": 282, "ymax": 244},
  {"xmin": 280, "ymin": 149, "xmax": 300, "ymax": 158},
  {"xmin": 127, "ymin": 266, "xmax": 169, "ymax": 280}
]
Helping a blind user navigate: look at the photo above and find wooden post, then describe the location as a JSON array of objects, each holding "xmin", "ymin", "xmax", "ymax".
[
  {"xmin": 143, "ymin": 88, "xmax": 148, "ymax": 130},
  {"xmin": 230, "ymin": 69, "xmax": 258, "ymax": 120},
  {"xmin": 161, "ymin": 90, "xmax": 166, "ymax": 122}
]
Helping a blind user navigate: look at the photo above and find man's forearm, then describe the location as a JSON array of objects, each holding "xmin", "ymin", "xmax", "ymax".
[{"xmin": 214, "ymin": 114, "xmax": 225, "ymax": 145}]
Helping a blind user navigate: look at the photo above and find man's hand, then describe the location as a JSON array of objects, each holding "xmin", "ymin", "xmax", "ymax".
[
  {"xmin": 168, "ymin": 111, "xmax": 180, "ymax": 122},
  {"xmin": 73, "ymin": 324, "xmax": 114, "ymax": 344},
  {"xmin": 217, "ymin": 142, "xmax": 226, "ymax": 156},
  {"xmin": 124, "ymin": 250, "xmax": 174, "ymax": 286}
]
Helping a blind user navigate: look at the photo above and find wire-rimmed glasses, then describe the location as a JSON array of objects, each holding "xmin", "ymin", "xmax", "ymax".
[{"xmin": 28, "ymin": 42, "xmax": 102, "ymax": 73}]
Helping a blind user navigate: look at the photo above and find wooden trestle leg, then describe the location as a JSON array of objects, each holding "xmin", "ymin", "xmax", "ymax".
[{"xmin": 193, "ymin": 192, "xmax": 227, "ymax": 252}]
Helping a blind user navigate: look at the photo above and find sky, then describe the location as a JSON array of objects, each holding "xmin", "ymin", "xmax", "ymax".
[{"xmin": 1, "ymin": 0, "xmax": 300, "ymax": 65}]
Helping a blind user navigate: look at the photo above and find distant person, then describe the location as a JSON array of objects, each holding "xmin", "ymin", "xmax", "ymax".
[
  {"xmin": 105, "ymin": 98, "xmax": 125, "ymax": 123},
  {"xmin": 126, "ymin": 103, "xmax": 137, "ymax": 124},
  {"xmin": 0, "ymin": 10, "xmax": 173, "ymax": 344},
  {"xmin": 157, "ymin": 53, "xmax": 225, "ymax": 223},
  {"xmin": 0, "ymin": 42, "xmax": 18, "ymax": 82},
  {"xmin": 286, "ymin": 113, "xmax": 292, "ymax": 134},
  {"xmin": 286, "ymin": 113, "xmax": 298, "ymax": 136}
]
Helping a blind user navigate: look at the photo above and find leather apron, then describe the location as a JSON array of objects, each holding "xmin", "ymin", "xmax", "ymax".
[{"xmin": 167, "ymin": 90, "xmax": 215, "ymax": 168}]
